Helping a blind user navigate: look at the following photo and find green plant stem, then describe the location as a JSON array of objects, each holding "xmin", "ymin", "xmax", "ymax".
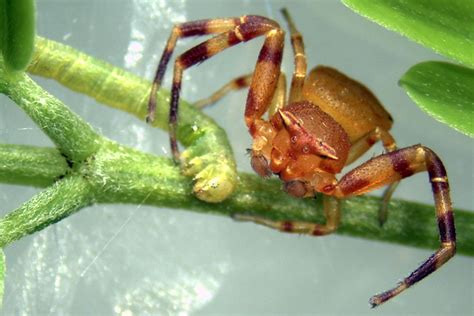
[
  {"xmin": 28, "ymin": 37, "xmax": 237, "ymax": 203},
  {"xmin": 0, "ymin": 144, "xmax": 68, "ymax": 187},
  {"xmin": 0, "ymin": 63, "xmax": 102, "ymax": 163},
  {"xmin": 1, "ymin": 143, "xmax": 473, "ymax": 256},
  {"xmin": 0, "ymin": 175, "xmax": 94, "ymax": 247}
]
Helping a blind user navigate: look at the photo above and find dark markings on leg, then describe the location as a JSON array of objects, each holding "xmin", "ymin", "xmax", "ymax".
[
  {"xmin": 147, "ymin": 17, "xmax": 250, "ymax": 122},
  {"xmin": 366, "ymin": 136, "xmax": 377, "ymax": 146},
  {"xmin": 232, "ymin": 195, "xmax": 340, "ymax": 236},
  {"xmin": 180, "ymin": 20, "xmax": 212, "ymax": 37},
  {"xmin": 345, "ymin": 127, "xmax": 398, "ymax": 225},
  {"xmin": 282, "ymin": 221, "xmax": 294, "ymax": 232},
  {"xmin": 235, "ymin": 75, "xmax": 251, "ymax": 88},
  {"xmin": 369, "ymin": 145, "xmax": 456, "ymax": 307},
  {"xmin": 238, "ymin": 16, "xmax": 280, "ymax": 40},
  {"xmin": 227, "ymin": 29, "xmax": 242, "ymax": 45},
  {"xmin": 245, "ymin": 29, "xmax": 284, "ymax": 128},
  {"xmin": 425, "ymin": 147, "xmax": 455, "ymax": 243},
  {"xmin": 169, "ymin": 69, "xmax": 182, "ymax": 162},
  {"xmin": 164, "ymin": 17, "xmax": 281, "ymax": 160},
  {"xmin": 432, "ymin": 180, "xmax": 449, "ymax": 195},
  {"xmin": 339, "ymin": 177, "xmax": 370, "ymax": 196},
  {"xmin": 176, "ymin": 41, "xmax": 210, "ymax": 68},
  {"xmin": 257, "ymin": 42, "xmax": 283, "ymax": 65},
  {"xmin": 438, "ymin": 211, "xmax": 455, "ymax": 243},
  {"xmin": 389, "ymin": 150, "xmax": 413, "ymax": 178}
]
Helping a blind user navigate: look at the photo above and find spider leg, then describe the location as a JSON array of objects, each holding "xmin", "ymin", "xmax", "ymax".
[
  {"xmin": 281, "ymin": 8, "xmax": 307, "ymax": 103},
  {"xmin": 268, "ymin": 72, "xmax": 287, "ymax": 116},
  {"xmin": 147, "ymin": 17, "xmax": 245, "ymax": 122},
  {"xmin": 346, "ymin": 127, "xmax": 399, "ymax": 225},
  {"xmin": 168, "ymin": 17, "xmax": 282, "ymax": 161},
  {"xmin": 194, "ymin": 73, "xmax": 253, "ymax": 109},
  {"xmin": 194, "ymin": 72, "xmax": 287, "ymax": 117},
  {"xmin": 234, "ymin": 195, "xmax": 340, "ymax": 236},
  {"xmin": 346, "ymin": 127, "xmax": 397, "ymax": 164},
  {"xmin": 329, "ymin": 145, "xmax": 455, "ymax": 307}
]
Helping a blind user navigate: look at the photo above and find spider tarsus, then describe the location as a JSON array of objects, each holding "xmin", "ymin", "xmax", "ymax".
[
  {"xmin": 145, "ymin": 114, "xmax": 154, "ymax": 124},
  {"xmin": 378, "ymin": 205, "xmax": 388, "ymax": 227}
]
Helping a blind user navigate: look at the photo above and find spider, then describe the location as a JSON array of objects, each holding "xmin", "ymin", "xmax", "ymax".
[{"xmin": 146, "ymin": 9, "xmax": 456, "ymax": 307}]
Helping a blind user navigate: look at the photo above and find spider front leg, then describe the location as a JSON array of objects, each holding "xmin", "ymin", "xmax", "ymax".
[
  {"xmin": 160, "ymin": 16, "xmax": 282, "ymax": 161},
  {"xmin": 147, "ymin": 17, "xmax": 243, "ymax": 122},
  {"xmin": 330, "ymin": 145, "xmax": 455, "ymax": 306}
]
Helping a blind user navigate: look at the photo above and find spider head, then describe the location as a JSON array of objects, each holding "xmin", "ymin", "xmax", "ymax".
[{"xmin": 249, "ymin": 101, "xmax": 349, "ymax": 196}]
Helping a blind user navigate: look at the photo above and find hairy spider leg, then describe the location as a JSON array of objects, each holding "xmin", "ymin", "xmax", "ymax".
[
  {"xmin": 244, "ymin": 28, "xmax": 285, "ymax": 133},
  {"xmin": 194, "ymin": 72, "xmax": 287, "ymax": 118},
  {"xmin": 346, "ymin": 126, "xmax": 399, "ymax": 225},
  {"xmin": 281, "ymin": 8, "xmax": 307, "ymax": 103},
  {"xmin": 150, "ymin": 16, "xmax": 282, "ymax": 161},
  {"xmin": 234, "ymin": 194, "xmax": 341, "ymax": 235},
  {"xmin": 237, "ymin": 144, "xmax": 455, "ymax": 305},
  {"xmin": 147, "ymin": 17, "xmax": 245, "ymax": 122},
  {"xmin": 326, "ymin": 145, "xmax": 455, "ymax": 307},
  {"xmin": 194, "ymin": 73, "xmax": 253, "ymax": 109}
]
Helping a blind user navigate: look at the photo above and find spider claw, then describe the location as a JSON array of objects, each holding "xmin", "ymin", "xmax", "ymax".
[{"xmin": 145, "ymin": 114, "xmax": 155, "ymax": 124}]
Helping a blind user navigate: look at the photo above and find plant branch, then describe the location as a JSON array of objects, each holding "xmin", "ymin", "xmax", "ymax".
[
  {"xmin": 2, "ymin": 144, "xmax": 473, "ymax": 256},
  {"xmin": 0, "ymin": 144, "xmax": 68, "ymax": 187},
  {"xmin": 0, "ymin": 61, "xmax": 102, "ymax": 163},
  {"xmin": 0, "ymin": 175, "xmax": 94, "ymax": 247},
  {"xmin": 28, "ymin": 37, "xmax": 238, "ymax": 203}
]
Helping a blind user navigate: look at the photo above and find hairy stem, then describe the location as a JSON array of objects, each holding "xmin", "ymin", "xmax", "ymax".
[
  {"xmin": 0, "ymin": 62, "xmax": 102, "ymax": 163},
  {"xmin": 2, "ymin": 144, "xmax": 473, "ymax": 256},
  {"xmin": 0, "ymin": 144, "xmax": 68, "ymax": 187},
  {"xmin": 0, "ymin": 175, "xmax": 94, "ymax": 247},
  {"xmin": 28, "ymin": 37, "xmax": 237, "ymax": 203}
]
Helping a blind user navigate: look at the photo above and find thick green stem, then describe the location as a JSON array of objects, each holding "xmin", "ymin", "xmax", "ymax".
[
  {"xmin": 2, "ymin": 143, "xmax": 473, "ymax": 256},
  {"xmin": 0, "ymin": 144, "xmax": 68, "ymax": 187},
  {"xmin": 0, "ymin": 175, "xmax": 94, "ymax": 247},
  {"xmin": 0, "ymin": 62, "xmax": 102, "ymax": 163},
  {"xmin": 28, "ymin": 37, "xmax": 237, "ymax": 203}
]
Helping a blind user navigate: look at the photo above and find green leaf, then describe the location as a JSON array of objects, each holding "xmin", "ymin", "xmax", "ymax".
[
  {"xmin": 400, "ymin": 61, "xmax": 474, "ymax": 137},
  {"xmin": 342, "ymin": 0, "xmax": 474, "ymax": 67},
  {"xmin": 0, "ymin": 0, "xmax": 36, "ymax": 71},
  {"xmin": 0, "ymin": 249, "xmax": 4, "ymax": 308}
]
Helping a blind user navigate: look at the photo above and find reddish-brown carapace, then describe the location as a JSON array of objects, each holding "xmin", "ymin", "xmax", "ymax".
[{"xmin": 146, "ymin": 8, "xmax": 456, "ymax": 308}]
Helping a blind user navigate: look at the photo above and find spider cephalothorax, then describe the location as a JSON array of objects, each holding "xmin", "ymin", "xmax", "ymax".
[
  {"xmin": 250, "ymin": 100, "xmax": 351, "ymax": 198},
  {"xmin": 146, "ymin": 8, "xmax": 456, "ymax": 308}
]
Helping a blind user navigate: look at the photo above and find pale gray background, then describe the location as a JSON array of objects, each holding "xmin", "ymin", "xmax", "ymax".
[{"xmin": 0, "ymin": 0, "xmax": 473, "ymax": 315}]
